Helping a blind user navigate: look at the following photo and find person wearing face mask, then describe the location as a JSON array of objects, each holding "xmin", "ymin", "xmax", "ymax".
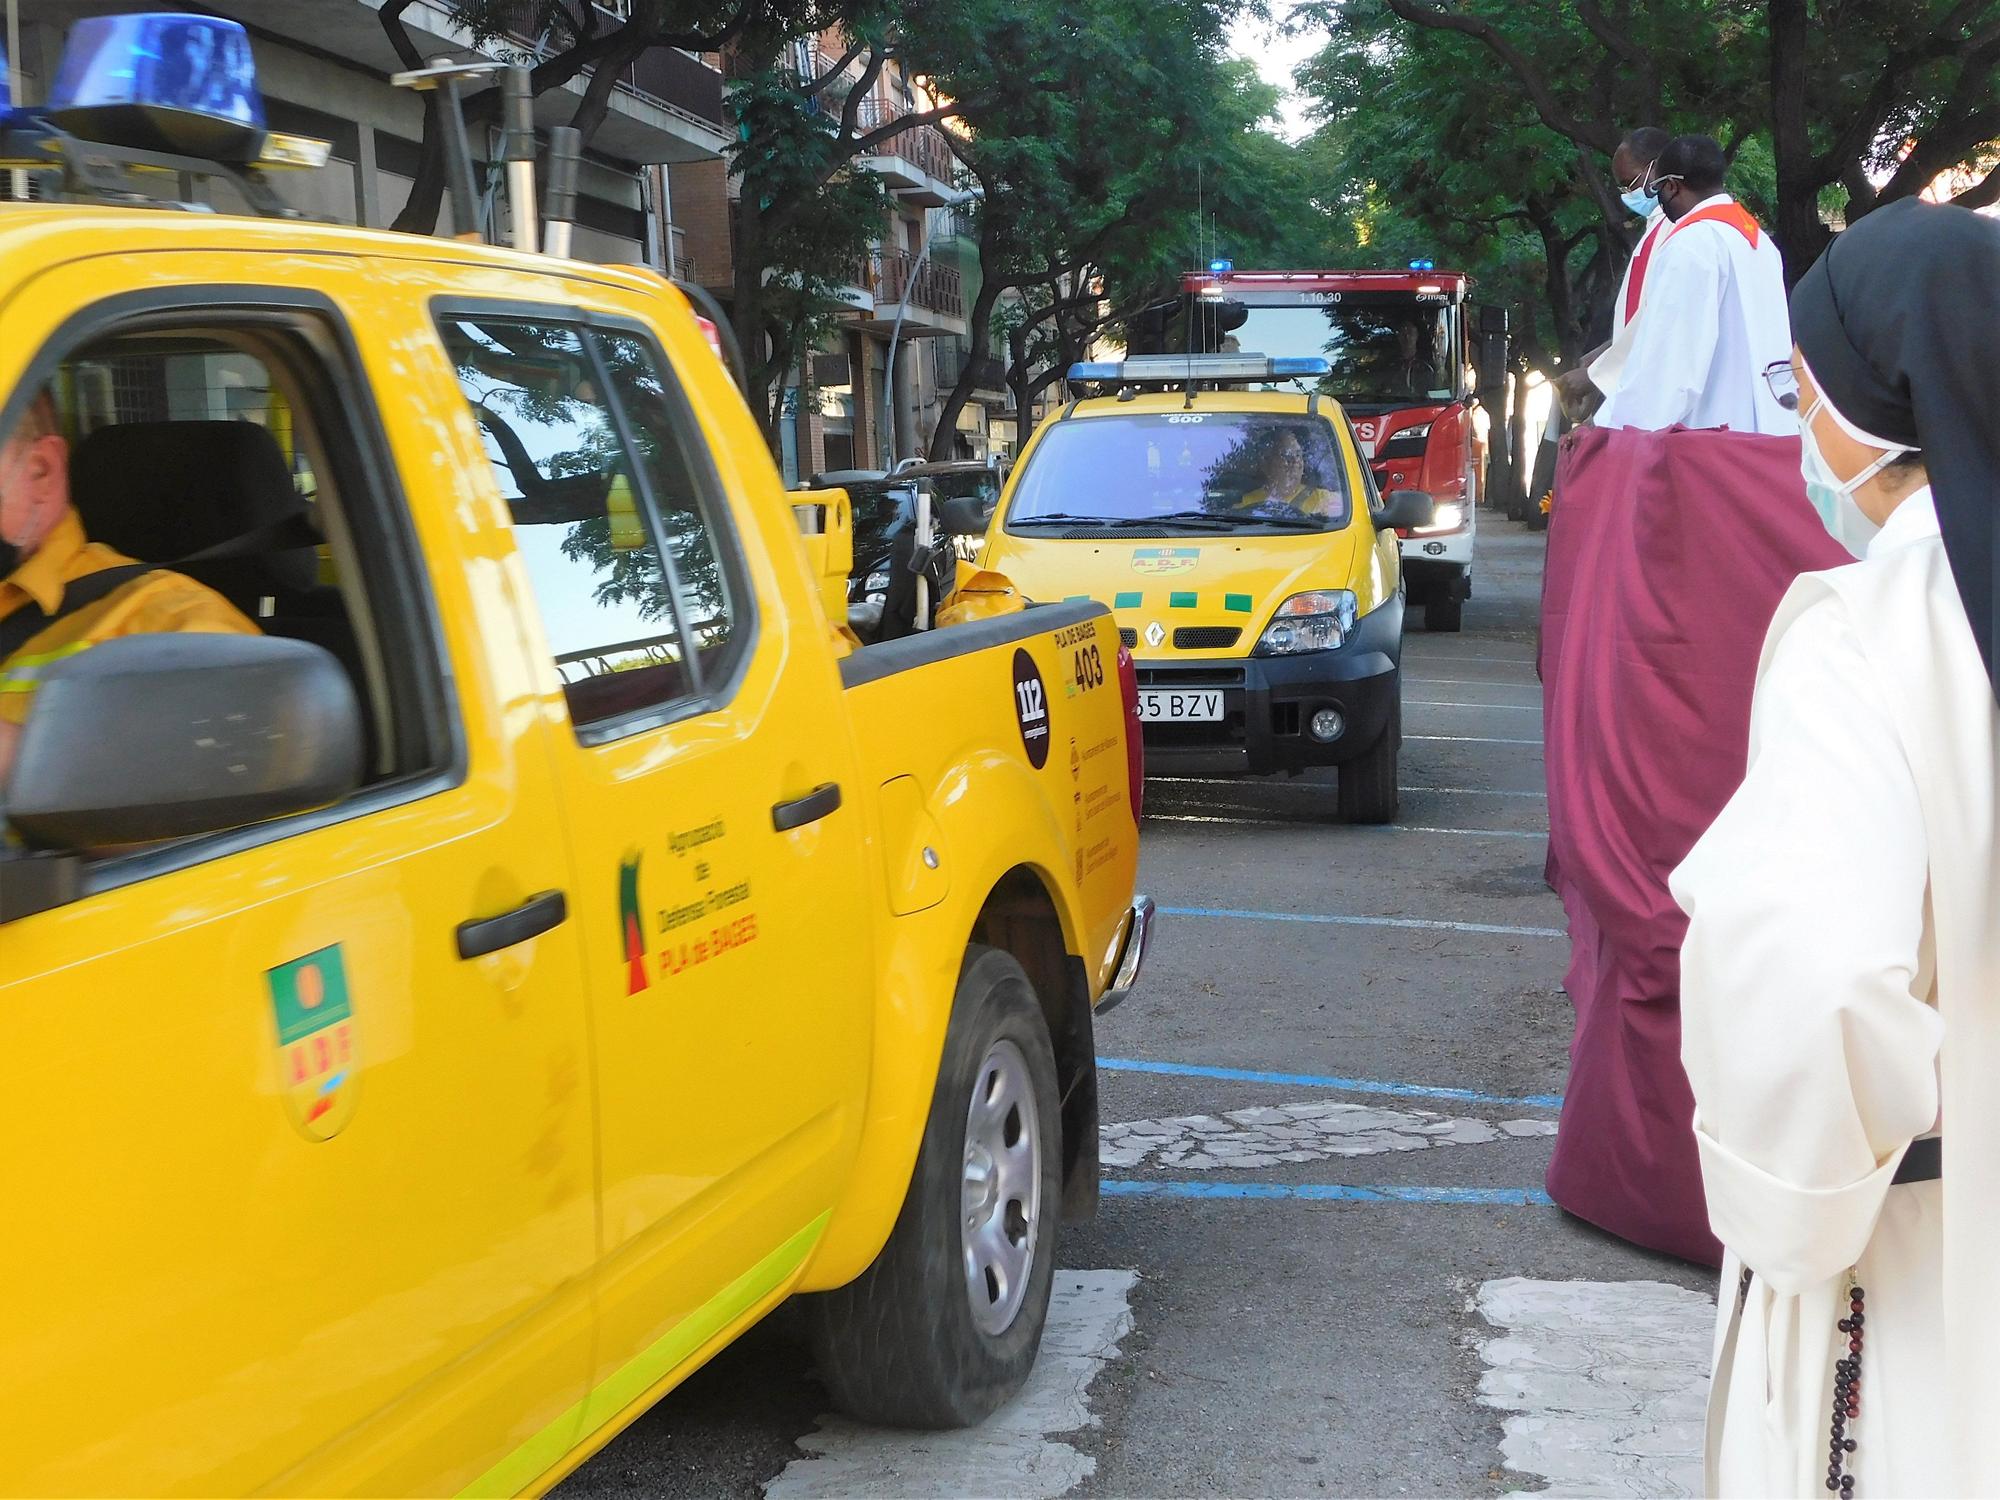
[
  {"xmin": 0, "ymin": 389, "xmax": 257, "ymax": 789},
  {"xmin": 1668, "ymin": 197, "xmax": 2000, "ymax": 1497},
  {"xmin": 1592, "ymin": 134, "xmax": 1795, "ymax": 436},
  {"xmin": 1555, "ymin": 126, "xmax": 1670, "ymax": 424}
]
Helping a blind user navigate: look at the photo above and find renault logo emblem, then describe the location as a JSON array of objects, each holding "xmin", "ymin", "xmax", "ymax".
[{"xmin": 1144, "ymin": 620, "xmax": 1166, "ymax": 648}]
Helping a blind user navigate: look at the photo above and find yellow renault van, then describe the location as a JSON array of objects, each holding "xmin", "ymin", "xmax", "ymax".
[{"xmin": 975, "ymin": 355, "xmax": 1435, "ymax": 821}]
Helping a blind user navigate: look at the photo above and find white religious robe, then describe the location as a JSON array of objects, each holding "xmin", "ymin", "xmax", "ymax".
[
  {"xmin": 1671, "ymin": 486, "xmax": 2000, "ymax": 1496},
  {"xmin": 1594, "ymin": 194, "xmax": 1797, "ymax": 435},
  {"xmin": 1587, "ymin": 207, "xmax": 1666, "ymax": 397}
]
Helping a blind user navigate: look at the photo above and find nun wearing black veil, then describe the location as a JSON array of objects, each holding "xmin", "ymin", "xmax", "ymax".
[{"xmin": 1667, "ymin": 197, "xmax": 2000, "ymax": 1498}]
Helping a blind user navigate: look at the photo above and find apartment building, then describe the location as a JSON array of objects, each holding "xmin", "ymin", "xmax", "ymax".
[
  {"xmin": 10, "ymin": 0, "xmax": 730, "ymax": 264},
  {"xmin": 671, "ymin": 42, "xmax": 1017, "ymax": 483}
]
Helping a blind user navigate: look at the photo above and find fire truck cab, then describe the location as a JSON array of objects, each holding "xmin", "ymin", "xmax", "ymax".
[{"xmin": 1144, "ymin": 270, "xmax": 1481, "ymax": 632}]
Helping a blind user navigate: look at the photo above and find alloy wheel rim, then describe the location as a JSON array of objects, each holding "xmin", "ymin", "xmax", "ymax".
[{"xmin": 961, "ymin": 1037, "xmax": 1041, "ymax": 1337}]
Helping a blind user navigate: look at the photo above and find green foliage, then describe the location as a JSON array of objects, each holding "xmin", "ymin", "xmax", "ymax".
[{"xmin": 1298, "ymin": 0, "xmax": 2000, "ymax": 353}]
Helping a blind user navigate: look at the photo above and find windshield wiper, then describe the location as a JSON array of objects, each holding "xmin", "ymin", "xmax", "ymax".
[
  {"xmin": 1011, "ymin": 510, "xmax": 1235, "ymax": 532},
  {"xmin": 1211, "ymin": 511, "xmax": 1329, "ymax": 530}
]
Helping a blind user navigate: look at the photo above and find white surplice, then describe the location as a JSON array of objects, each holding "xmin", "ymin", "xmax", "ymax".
[
  {"xmin": 1587, "ymin": 207, "xmax": 1666, "ymax": 398},
  {"xmin": 1671, "ymin": 485, "xmax": 2000, "ymax": 1497},
  {"xmin": 1594, "ymin": 194, "xmax": 1797, "ymax": 436}
]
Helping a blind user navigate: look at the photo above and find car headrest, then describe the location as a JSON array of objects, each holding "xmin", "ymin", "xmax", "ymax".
[{"xmin": 69, "ymin": 420, "xmax": 304, "ymax": 564}]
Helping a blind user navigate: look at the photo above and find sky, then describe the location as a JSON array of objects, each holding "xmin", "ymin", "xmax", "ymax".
[{"xmin": 1229, "ymin": 5, "xmax": 1324, "ymax": 144}]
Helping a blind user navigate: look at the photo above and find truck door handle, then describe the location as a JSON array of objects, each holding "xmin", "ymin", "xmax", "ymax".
[
  {"xmin": 772, "ymin": 782, "xmax": 842, "ymax": 832},
  {"xmin": 457, "ymin": 890, "xmax": 567, "ymax": 960}
]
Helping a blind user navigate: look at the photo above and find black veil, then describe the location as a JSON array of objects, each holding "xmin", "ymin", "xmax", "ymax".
[{"xmin": 1790, "ymin": 197, "xmax": 2000, "ymax": 701}]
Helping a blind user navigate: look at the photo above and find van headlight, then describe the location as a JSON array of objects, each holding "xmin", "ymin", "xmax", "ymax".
[
  {"xmin": 1413, "ymin": 502, "xmax": 1465, "ymax": 535},
  {"xmin": 1254, "ymin": 591, "xmax": 1358, "ymax": 655}
]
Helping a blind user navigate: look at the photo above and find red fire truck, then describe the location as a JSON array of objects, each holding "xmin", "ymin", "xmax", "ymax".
[{"xmin": 1140, "ymin": 268, "xmax": 1482, "ymax": 632}]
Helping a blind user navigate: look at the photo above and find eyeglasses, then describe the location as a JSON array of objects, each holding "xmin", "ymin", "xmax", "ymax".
[{"xmin": 1761, "ymin": 359, "xmax": 1801, "ymax": 412}]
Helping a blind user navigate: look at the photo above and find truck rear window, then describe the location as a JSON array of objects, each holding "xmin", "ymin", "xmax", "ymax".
[{"xmin": 1006, "ymin": 413, "xmax": 1350, "ymax": 536}]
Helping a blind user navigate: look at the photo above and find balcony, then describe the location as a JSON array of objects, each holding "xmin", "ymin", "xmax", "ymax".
[
  {"xmin": 494, "ymin": 0, "xmax": 736, "ymax": 150},
  {"xmin": 873, "ymin": 246, "xmax": 963, "ymax": 316},
  {"xmin": 852, "ymin": 97, "xmax": 959, "ymax": 206},
  {"xmin": 934, "ymin": 338, "xmax": 1006, "ymax": 391}
]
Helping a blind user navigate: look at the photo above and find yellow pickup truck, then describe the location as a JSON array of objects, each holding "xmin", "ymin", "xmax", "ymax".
[{"xmin": 0, "ymin": 23, "xmax": 1147, "ymax": 1494}]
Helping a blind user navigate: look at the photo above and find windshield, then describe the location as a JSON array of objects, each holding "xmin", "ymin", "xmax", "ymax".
[
  {"xmin": 1196, "ymin": 295, "xmax": 1463, "ymax": 405},
  {"xmin": 1006, "ymin": 413, "xmax": 1350, "ymax": 534}
]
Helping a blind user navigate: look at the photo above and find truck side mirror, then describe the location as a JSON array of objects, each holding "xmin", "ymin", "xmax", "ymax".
[
  {"xmin": 1376, "ymin": 489, "xmax": 1437, "ymax": 531},
  {"xmin": 4, "ymin": 633, "xmax": 363, "ymax": 851}
]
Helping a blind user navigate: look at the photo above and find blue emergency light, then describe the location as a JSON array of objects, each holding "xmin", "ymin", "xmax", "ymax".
[
  {"xmin": 1068, "ymin": 354, "xmax": 1331, "ymax": 383},
  {"xmin": 1408, "ymin": 258, "xmax": 1436, "ymax": 271},
  {"xmin": 48, "ymin": 13, "xmax": 266, "ymax": 162},
  {"xmin": 0, "ymin": 47, "xmax": 11, "ymax": 115},
  {"xmin": 1208, "ymin": 257, "xmax": 1233, "ymax": 274}
]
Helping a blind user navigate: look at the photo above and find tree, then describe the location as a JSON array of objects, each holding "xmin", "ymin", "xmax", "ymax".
[
  {"xmin": 1323, "ymin": 0, "xmax": 2000, "ymax": 285},
  {"xmin": 919, "ymin": 9, "xmax": 1337, "ymax": 456}
]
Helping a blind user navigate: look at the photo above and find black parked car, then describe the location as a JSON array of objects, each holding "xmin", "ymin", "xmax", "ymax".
[{"xmin": 803, "ymin": 468, "xmax": 957, "ymax": 641}]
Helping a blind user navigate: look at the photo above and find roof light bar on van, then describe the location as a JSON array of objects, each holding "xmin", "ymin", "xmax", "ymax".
[{"xmin": 1067, "ymin": 354, "xmax": 1332, "ymax": 383}]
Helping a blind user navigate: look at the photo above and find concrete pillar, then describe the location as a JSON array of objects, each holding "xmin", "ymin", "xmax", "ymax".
[{"xmin": 353, "ymin": 123, "xmax": 381, "ymax": 229}]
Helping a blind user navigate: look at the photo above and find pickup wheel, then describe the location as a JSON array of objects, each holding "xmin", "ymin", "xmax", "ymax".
[
  {"xmin": 1425, "ymin": 590, "xmax": 1464, "ymax": 633},
  {"xmin": 804, "ymin": 945, "xmax": 1062, "ymax": 1428},
  {"xmin": 1338, "ymin": 691, "xmax": 1401, "ymax": 824}
]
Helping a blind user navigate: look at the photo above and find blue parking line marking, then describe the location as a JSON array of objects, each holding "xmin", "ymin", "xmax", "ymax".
[
  {"xmin": 1160, "ymin": 904, "xmax": 1564, "ymax": 939},
  {"xmin": 1102, "ymin": 1180, "xmax": 1554, "ymax": 1206},
  {"xmin": 1099, "ymin": 1055, "xmax": 1563, "ymax": 1110}
]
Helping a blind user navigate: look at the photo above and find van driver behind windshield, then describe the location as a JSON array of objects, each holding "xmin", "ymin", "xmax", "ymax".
[
  {"xmin": 0, "ymin": 390, "xmax": 258, "ymax": 786},
  {"xmin": 1237, "ymin": 427, "xmax": 1340, "ymax": 518}
]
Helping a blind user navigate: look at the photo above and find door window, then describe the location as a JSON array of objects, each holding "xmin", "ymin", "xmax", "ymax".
[
  {"xmin": 436, "ymin": 316, "xmax": 747, "ymax": 737},
  {"xmin": 0, "ymin": 308, "xmax": 453, "ymax": 872}
]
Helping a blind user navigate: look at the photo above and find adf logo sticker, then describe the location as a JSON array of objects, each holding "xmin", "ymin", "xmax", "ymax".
[
  {"xmin": 266, "ymin": 945, "xmax": 357, "ymax": 1141},
  {"xmin": 1131, "ymin": 547, "xmax": 1199, "ymax": 576},
  {"xmin": 620, "ymin": 851, "xmax": 650, "ymax": 994}
]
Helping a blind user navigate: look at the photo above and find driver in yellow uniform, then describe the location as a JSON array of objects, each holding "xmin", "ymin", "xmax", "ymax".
[
  {"xmin": 1236, "ymin": 430, "xmax": 1338, "ymax": 517},
  {"xmin": 0, "ymin": 391, "xmax": 258, "ymax": 785}
]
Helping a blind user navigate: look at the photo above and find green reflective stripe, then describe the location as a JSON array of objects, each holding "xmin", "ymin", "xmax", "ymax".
[
  {"xmin": 0, "ymin": 636, "xmax": 93, "ymax": 692},
  {"xmin": 1, "ymin": 641, "xmax": 92, "ymax": 683},
  {"xmin": 1114, "ymin": 591, "xmax": 1142, "ymax": 609},
  {"xmin": 1224, "ymin": 593, "xmax": 1254, "ymax": 614},
  {"xmin": 459, "ymin": 1212, "xmax": 830, "ymax": 1498},
  {"xmin": 1168, "ymin": 591, "xmax": 1197, "ymax": 610}
]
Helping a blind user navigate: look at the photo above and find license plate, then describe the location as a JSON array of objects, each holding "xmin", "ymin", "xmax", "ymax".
[{"xmin": 1138, "ymin": 689, "xmax": 1224, "ymax": 722}]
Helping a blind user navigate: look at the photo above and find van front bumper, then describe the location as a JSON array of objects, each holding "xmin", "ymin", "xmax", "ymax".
[{"xmin": 1135, "ymin": 596, "xmax": 1403, "ymax": 774}]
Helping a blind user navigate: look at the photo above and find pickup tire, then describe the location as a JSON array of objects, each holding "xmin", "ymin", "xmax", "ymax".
[
  {"xmin": 1338, "ymin": 691, "xmax": 1401, "ymax": 824},
  {"xmin": 804, "ymin": 945, "xmax": 1061, "ymax": 1428}
]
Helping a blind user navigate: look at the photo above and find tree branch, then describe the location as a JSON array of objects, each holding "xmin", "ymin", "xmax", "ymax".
[
  {"xmin": 1377, "ymin": 0, "xmax": 1618, "ymax": 153},
  {"xmin": 1952, "ymin": 157, "xmax": 2000, "ymax": 208}
]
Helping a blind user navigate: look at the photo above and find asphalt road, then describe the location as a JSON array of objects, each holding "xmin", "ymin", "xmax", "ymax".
[{"xmin": 563, "ymin": 518, "xmax": 1716, "ymax": 1500}]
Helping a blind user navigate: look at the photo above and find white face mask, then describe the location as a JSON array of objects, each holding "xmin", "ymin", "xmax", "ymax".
[{"xmin": 1796, "ymin": 365, "xmax": 1916, "ymax": 559}]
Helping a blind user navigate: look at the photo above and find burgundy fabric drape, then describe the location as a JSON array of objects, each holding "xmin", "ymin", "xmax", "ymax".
[{"xmin": 1539, "ymin": 424, "xmax": 1846, "ymax": 1265}]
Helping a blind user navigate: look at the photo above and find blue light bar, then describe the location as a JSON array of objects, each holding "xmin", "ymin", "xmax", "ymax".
[
  {"xmin": 0, "ymin": 47, "xmax": 10, "ymax": 114},
  {"xmin": 1409, "ymin": 258, "xmax": 1436, "ymax": 271},
  {"xmin": 49, "ymin": 13, "xmax": 266, "ymax": 162},
  {"xmin": 1208, "ymin": 258, "xmax": 1233, "ymax": 274},
  {"xmin": 1069, "ymin": 354, "xmax": 1330, "ymax": 385}
]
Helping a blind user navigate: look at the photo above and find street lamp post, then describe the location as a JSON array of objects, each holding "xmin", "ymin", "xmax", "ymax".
[{"xmin": 881, "ymin": 186, "xmax": 974, "ymax": 469}]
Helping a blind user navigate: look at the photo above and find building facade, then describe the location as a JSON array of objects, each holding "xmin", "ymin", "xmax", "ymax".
[{"xmin": 12, "ymin": 0, "xmax": 730, "ymax": 265}]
